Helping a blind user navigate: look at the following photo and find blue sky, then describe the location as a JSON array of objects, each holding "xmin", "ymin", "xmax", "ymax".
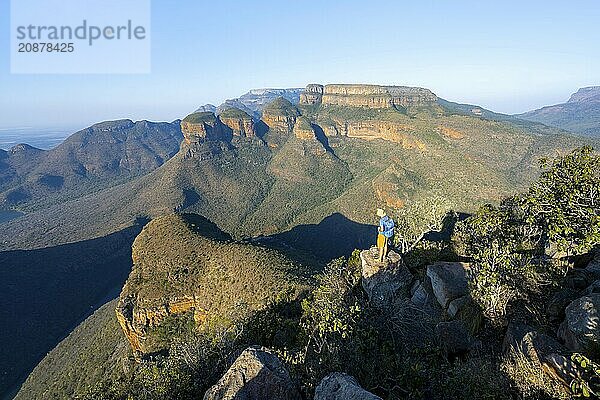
[{"xmin": 0, "ymin": 0, "xmax": 598, "ymax": 129}]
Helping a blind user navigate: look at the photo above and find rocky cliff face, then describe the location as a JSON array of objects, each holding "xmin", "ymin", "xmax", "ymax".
[
  {"xmin": 261, "ymin": 98, "xmax": 300, "ymax": 133},
  {"xmin": 299, "ymin": 83, "xmax": 437, "ymax": 109},
  {"xmin": 181, "ymin": 112, "xmax": 224, "ymax": 144},
  {"xmin": 219, "ymin": 108, "xmax": 256, "ymax": 137},
  {"xmin": 181, "ymin": 108, "xmax": 257, "ymax": 143},
  {"xmin": 293, "ymin": 116, "xmax": 317, "ymax": 140},
  {"xmin": 115, "ymin": 214, "xmax": 309, "ymax": 356}
]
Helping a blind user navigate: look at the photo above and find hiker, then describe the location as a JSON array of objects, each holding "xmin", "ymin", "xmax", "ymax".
[{"xmin": 376, "ymin": 208, "xmax": 395, "ymax": 262}]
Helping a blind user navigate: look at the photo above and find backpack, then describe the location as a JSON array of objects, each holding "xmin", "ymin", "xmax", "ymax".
[{"xmin": 382, "ymin": 216, "xmax": 395, "ymax": 237}]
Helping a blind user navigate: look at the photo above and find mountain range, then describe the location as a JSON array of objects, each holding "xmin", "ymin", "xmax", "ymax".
[
  {"xmin": 518, "ymin": 86, "xmax": 600, "ymax": 136},
  {"xmin": 1, "ymin": 83, "xmax": 599, "ymax": 399}
]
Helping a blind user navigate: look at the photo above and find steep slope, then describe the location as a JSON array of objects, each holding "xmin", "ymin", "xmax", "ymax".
[
  {"xmin": 14, "ymin": 299, "xmax": 131, "ymax": 400},
  {"xmin": 518, "ymin": 86, "xmax": 600, "ymax": 136},
  {"xmin": 0, "ymin": 119, "xmax": 183, "ymax": 209}
]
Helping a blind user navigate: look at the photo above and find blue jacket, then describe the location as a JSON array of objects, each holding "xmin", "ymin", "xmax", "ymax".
[{"xmin": 379, "ymin": 216, "xmax": 395, "ymax": 238}]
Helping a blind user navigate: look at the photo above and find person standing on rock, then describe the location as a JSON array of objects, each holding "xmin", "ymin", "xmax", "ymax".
[{"xmin": 376, "ymin": 208, "xmax": 395, "ymax": 262}]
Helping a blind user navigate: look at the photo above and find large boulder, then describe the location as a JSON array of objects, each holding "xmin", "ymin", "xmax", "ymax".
[
  {"xmin": 360, "ymin": 247, "xmax": 413, "ymax": 307},
  {"xmin": 546, "ymin": 288, "xmax": 580, "ymax": 324},
  {"xmin": 426, "ymin": 262, "xmax": 470, "ymax": 309},
  {"xmin": 503, "ymin": 322, "xmax": 564, "ymax": 365},
  {"xmin": 435, "ymin": 320, "xmax": 476, "ymax": 359},
  {"xmin": 558, "ymin": 294, "xmax": 600, "ymax": 356},
  {"xmin": 585, "ymin": 250, "xmax": 600, "ymax": 279},
  {"xmin": 314, "ymin": 372, "xmax": 382, "ymax": 400},
  {"xmin": 203, "ymin": 346, "xmax": 301, "ymax": 400}
]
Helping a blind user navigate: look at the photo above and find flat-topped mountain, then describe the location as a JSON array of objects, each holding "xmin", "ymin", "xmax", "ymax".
[
  {"xmin": 300, "ymin": 83, "xmax": 438, "ymax": 111},
  {"xmin": 518, "ymin": 86, "xmax": 600, "ymax": 136}
]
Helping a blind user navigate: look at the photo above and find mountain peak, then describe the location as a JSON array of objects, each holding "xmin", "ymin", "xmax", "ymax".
[{"xmin": 568, "ymin": 86, "xmax": 600, "ymax": 103}]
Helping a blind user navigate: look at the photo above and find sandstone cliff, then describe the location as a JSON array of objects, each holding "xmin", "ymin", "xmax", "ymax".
[
  {"xmin": 219, "ymin": 108, "xmax": 256, "ymax": 137},
  {"xmin": 181, "ymin": 112, "xmax": 224, "ymax": 144},
  {"xmin": 299, "ymin": 83, "xmax": 437, "ymax": 110},
  {"xmin": 261, "ymin": 97, "xmax": 300, "ymax": 133}
]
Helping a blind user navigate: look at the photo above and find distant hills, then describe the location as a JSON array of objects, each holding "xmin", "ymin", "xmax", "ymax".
[
  {"xmin": 195, "ymin": 88, "xmax": 303, "ymax": 119},
  {"xmin": 0, "ymin": 120, "xmax": 183, "ymax": 210},
  {"xmin": 518, "ymin": 86, "xmax": 600, "ymax": 136}
]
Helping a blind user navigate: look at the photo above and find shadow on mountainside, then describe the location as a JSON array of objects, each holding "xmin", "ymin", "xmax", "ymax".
[
  {"xmin": 0, "ymin": 223, "xmax": 145, "ymax": 399},
  {"xmin": 261, "ymin": 213, "xmax": 375, "ymax": 266}
]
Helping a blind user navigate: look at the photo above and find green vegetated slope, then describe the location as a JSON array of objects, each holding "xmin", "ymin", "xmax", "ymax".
[
  {"xmin": 0, "ymin": 96, "xmax": 596, "ymax": 253},
  {"xmin": 518, "ymin": 86, "xmax": 600, "ymax": 137},
  {"xmin": 0, "ymin": 119, "xmax": 183, "ymax": 211},
  {"xmin": 14, "ymin": 299, "xmax": 130, "ymax": 400}
]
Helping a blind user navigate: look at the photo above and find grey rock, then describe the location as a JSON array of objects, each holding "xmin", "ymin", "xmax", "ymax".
[
  {"xmin": 503, "ymin": 322, "xmax": 564, "ymax": 364},
  {"xmin": 203, "ymin": 346, "xmax": 300, "ymax": 400},
  {"xmin": 314, "ymin": 372, "xmax": 381, "ymax": 400},
  {"xmin": 435, "ymin": 320, "xmax": 475, "ymax": 359},
  {"xmin": 558, "ymin": 294, "xmax": 600, "ymax": 356},
  {"xmin": 584, "ymin": 280, "xmax": 600, "ymax": 296},
  {"xmin": 585, "ymin": 250, "xmax": 600, "ymax": 279},
  {"xmin": 447, "ymin": 295, "xmax": 470, "ymax": 319},
  {"xmin": 360, "ymin": 248, "xmax": 412, "ymax": 308},
  {"xmin": 426, "ymin": 262, "xmax": 470, "ymax": 309},
  {"xmin": 546, "ymin": 288, "xmax": 580, "ymax": 323}
]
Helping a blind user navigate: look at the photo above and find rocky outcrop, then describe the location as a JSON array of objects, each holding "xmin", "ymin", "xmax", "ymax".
[
  {"xmin": 261, "ymin": 98, "xmax": 300, "ymax": 133},
  {"xmin": 502, "ymin": 322, "xmax": 578, "ymax": 387},
  {"xmin": 180, "ymin": 112, "xmax": 224, "ymax": 144},
  {"xmin": 311, "ymin": 119, "xmax": 426, "ymax": 149},
  {"xmin": 299, "ymin": 84, "xmax": 437, "ymax": 110},
  {"xmin": 219, "ymin": 108, "xmax": 256, "ymax": 137},
  {"xmin": 116, "ymin": 214, "xmax": 309, "ymax": 356},
  {"xmin": 503, "ymin": 322, "xmax": 565, "ymax": 365},
  {"xmin": 426, "ymin": 262, "xmax": 470, "ymax": 310},
  {"xmin": 314, "ymin": 372, "xmax": 382, "ymax": 400},
  {"xmin": 360, "ymin": 247, "xmax": 412, "ymax": 307},
  {"xmin": 204, "ymin": 346, "xmax": 300, "ymax": 400},
  {"xmin": 116, "ymin": 295, "xmax": 205, "ymax": 354},
  {"xmin": 299, "ymin": 84, "xmax": 324, "ymax": 105},
  {"xmin": 293, "ymin": 116, "xmax": 317, "ymax": 140},
  {"xmin": 558, "ymin": 294, "xmax": 600, "ymax": 355}
]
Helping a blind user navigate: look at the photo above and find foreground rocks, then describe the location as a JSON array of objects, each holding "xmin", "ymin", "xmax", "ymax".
[
  {"xmin": 426, "ymin": 262, "xmax": 470, "ymax": 310},
  {"xmin": 204, "ymin": 346, "xmax": 300, "ymax": 400},
  {"xmin": 360, "ymin": 247, "xmax": 412, "ymax": 308},
  {"xmin": 435, "ymin": 320, "xmax": 477, "ymax": 359},
  {"xmin": 558, "ymin": 294, "xmax": 600, "ymax": 355},
  {"xmin": 314, "ymin": 372, "xmax": 382, "ymax": 400}
]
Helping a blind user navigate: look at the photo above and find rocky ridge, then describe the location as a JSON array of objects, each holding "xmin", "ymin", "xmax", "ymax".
[
  {"xmin": 299, "ymin": 83, "xmax": 438, "ymax": 110},
  {"xmin": 115, "ymin": 214, "xmax": 309, "ymax": 356}
]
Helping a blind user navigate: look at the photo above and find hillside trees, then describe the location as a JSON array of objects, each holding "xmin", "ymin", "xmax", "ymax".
[{"xmin": 454, "ymin": 146, "xmax": 600, "ymax": 320}]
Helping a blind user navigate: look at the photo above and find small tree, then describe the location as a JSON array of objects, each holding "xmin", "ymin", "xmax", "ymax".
[
  {"xmin": 522, "ymin": 146, "xmax": 600, "ymax": 255},
  {"xmin": 394, "ymin": 195, "xmax": 452, "ymax": 254}
]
